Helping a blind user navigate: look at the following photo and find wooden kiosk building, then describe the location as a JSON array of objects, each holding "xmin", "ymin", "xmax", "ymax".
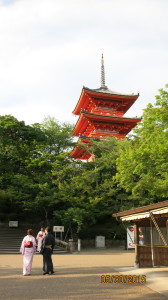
[
  {"xmin": 71, "ymin": 55, "xmax": 141, "ymax": 160},
  {"xmin": 113, "ymin": 200, "xmax": 168, "ymax": 267}
]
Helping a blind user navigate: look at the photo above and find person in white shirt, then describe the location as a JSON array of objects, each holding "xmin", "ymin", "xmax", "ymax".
[{"xmin": 36, "ymin": 227, "xmax": 45, "ymax": 252}]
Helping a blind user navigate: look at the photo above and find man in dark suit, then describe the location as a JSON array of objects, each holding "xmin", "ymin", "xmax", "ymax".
[{"xmin": 41, "ymin": 226, "xmax": 55, "ymax": 275}]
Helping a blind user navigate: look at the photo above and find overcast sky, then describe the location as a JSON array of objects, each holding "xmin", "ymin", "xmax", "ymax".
[{"xmin": 0, "ymin": 0, "xmax": 168, "ymax": 126}]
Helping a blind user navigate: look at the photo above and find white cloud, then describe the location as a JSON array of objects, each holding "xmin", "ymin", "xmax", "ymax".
[{"xmin": 0, "ymin": 0, "xmax": 168, "ymax": 125}]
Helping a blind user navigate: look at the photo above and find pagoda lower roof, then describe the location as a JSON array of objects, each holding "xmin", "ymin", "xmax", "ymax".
[
  {"xmin": 70, "ymin": 135, "xmax": 99, "ymax": 160},
  {"xmin": 70, "ymin": 142, "xmax": 92, "ymax": 160},
  {"xmin": 72, "ymin": 110, "xmax": 141, "ymax": 136},
  {"xmin": 73, "ymin": 87, "xmax": 139, "ymax": 115}
]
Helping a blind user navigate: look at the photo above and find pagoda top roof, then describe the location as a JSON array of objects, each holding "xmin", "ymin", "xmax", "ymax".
[
  {"xmin": 73, "ymin": 55, "xmax": 139, "ymax": 115},
  {"xmin": 83, "ymin": 86, "xmax": 139, "ymax": 98},
  {"xmin": 73, "ymin": 86, "xmax": 139, "ymax": 115}
]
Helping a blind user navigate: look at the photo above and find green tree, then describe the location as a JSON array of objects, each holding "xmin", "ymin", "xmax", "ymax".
[
  {"xmin": 51, "ymin": 138, "xmax": 129, "ymax": 235},
  {"xmin": 38, "ymin": 116, "xmax": 75, "ymax": 154},
  {"xmin": 0, "ymin": 115, "xmax": 47, "ymax": 219},
  {"xmin": 0, "ymin": 115, "xmax": 75, "ymax": 222},
  {"xmin": 116, "ymin": 85, "xmax": 168, "ymax": 205}
]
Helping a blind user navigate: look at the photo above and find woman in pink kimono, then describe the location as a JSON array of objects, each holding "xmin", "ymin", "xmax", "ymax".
[{"xmin": 20, "ymin": 229, "xmax": 36, "ymax": 276}]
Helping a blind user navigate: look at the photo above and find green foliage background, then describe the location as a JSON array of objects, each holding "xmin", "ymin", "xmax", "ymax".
[{"xmin": 0, "ymin": 86, "xmax": 167, "ymax": 239}]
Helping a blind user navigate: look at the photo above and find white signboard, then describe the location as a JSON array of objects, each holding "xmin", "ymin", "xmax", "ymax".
[
  {"xmin": 95, "ymin": 236, "xmax": 105, "ymax": 248},
  {"xmin": 9, "ymin": 221, "xmax": 18, "ymax": 227},
  {"xmin": 127, "ymin": 225, "xmax": 135, "ymax": 249},
  {"xmin": 53, "ymin": 226, "xmax": 64, "ymax": 232}
]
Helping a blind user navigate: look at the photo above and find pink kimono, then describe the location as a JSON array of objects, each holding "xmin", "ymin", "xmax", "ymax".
[{"xmin": 20, "ymin": 235, "xmax": 36, "ymax": 276}]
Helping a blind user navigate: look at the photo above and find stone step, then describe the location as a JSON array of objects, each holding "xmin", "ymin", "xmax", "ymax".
[{"xmin": 0, "ymin": 225, "xmax": 69, "ymax": 254}]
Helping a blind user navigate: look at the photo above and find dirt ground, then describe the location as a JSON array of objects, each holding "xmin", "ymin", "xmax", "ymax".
[{"xmin": 0, "ymin": 249, "xmax": 167, "ymax": 300}]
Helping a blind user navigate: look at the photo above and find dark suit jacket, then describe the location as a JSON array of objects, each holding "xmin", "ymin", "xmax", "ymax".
[{"xmin": 41, "ymin": 233, "xmax": 55, "ymax": 253}]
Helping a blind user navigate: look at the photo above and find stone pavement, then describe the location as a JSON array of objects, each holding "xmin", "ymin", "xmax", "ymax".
[
  {"xmin": 115, "ymin": 266, "xmax": 168, "ymax": 298},
  {"xmin": 0, "ymin": 249, "xmax": 167, "ymax": 300}
]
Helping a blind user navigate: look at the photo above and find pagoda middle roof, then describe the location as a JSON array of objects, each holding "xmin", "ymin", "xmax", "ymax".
[
  {"xmin": 72, "ymin": 110, "xmax": 141, "ymax": 136},
  {"xmin": 73, "ymin": 86, "xmax": 139, "ymax": 115}
]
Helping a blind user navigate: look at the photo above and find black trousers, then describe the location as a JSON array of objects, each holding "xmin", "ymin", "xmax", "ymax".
[{"xmin": 43, "ymin": 248, "xmax": 54, "ymax": 273}]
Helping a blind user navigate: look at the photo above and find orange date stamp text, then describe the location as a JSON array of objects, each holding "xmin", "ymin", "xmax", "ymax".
[{"xmin": 101, "ymin": 275, "xmax": 146, "ymax": 284}]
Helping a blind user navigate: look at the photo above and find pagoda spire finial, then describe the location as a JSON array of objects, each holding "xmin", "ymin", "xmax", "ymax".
[{"xmin": 101, "ymin": 54, "xmax": 107, "ymax": 89}]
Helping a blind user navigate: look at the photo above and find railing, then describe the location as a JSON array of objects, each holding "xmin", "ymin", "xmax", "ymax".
[{"xmin": 55, "ymin": 238, "xmax": 74, "ymax": 252}]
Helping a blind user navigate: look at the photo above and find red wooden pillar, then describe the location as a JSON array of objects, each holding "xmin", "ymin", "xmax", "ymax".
[
  {"xmin": 166, "ymin": 220, "xmax": 168, "ymax": 243},
  {"xmin": 134, "ymin": 224, "xmax": 139, "ymax": 267}
]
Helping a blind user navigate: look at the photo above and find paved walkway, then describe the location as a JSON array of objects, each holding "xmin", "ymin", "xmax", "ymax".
[
  {"xmin": 0, "ymin": 249, "xmax": 167, "ymax": 300},
  {"xmin": 115, "ymin": 265, "xmax": 168, "ymax": 298}
]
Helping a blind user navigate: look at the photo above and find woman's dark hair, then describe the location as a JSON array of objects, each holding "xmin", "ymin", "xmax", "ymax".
[
  {"xmin": 45, "ymin": 226, "xmax": 51, "ymax": 233},
  {"xmin": 27, "ymin": 229, "xmax": 33, "ymax": 235}
]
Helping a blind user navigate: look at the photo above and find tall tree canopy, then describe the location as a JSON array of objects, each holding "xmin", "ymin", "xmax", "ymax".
[
  {"xmin": 0, "ymin": 115, "xmax": 74, "ymax": 222},
  {"xmin": 116, "ymin": 85, "xmax": 168, "ymax": 205},
  {"xmin": 37, "ymin": 116, "xmax": 75, "ymax": 154}
]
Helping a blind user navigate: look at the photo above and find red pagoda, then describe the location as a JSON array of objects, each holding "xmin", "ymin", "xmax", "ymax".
[{"xmin": 71, "ymin": 55, "xmax": 141, "ymax": 160}]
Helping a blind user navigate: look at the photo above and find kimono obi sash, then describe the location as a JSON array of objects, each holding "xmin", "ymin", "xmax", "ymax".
[
  {"xmin": 24, "ymin": 241, "xmax": 33, "ymax": 248},
  {"xmin": 45, "ymin": 245, "xmax": 52, "ymax": 249},
  {"xmin": 39, "ymin": 234, "xmax": 44, "ymax": 238}
]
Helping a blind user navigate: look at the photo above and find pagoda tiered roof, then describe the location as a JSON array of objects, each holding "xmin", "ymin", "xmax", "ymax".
[
  {"xmin": 71, "ymin": 55, "xmax": 141, "ymax": 160},
  {"xmin": 73, "ymin": 86, "xmax": 139, "ymax": 116},
  {"xmin": 72, "ymin": 110, "xmax": 141, "ymax": 139},
  {"xmin": 70, "ymin": 136, "xmax": 93, "ymax": 160}
]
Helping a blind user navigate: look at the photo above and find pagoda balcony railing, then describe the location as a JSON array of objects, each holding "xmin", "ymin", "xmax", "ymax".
[
  {"xmin": 96, "ymin": 129, "xmax": 119, "ymax": 134},
  {"xmin": 96, "ymin": 107, "xmax": 117, "ymax": 111}
]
